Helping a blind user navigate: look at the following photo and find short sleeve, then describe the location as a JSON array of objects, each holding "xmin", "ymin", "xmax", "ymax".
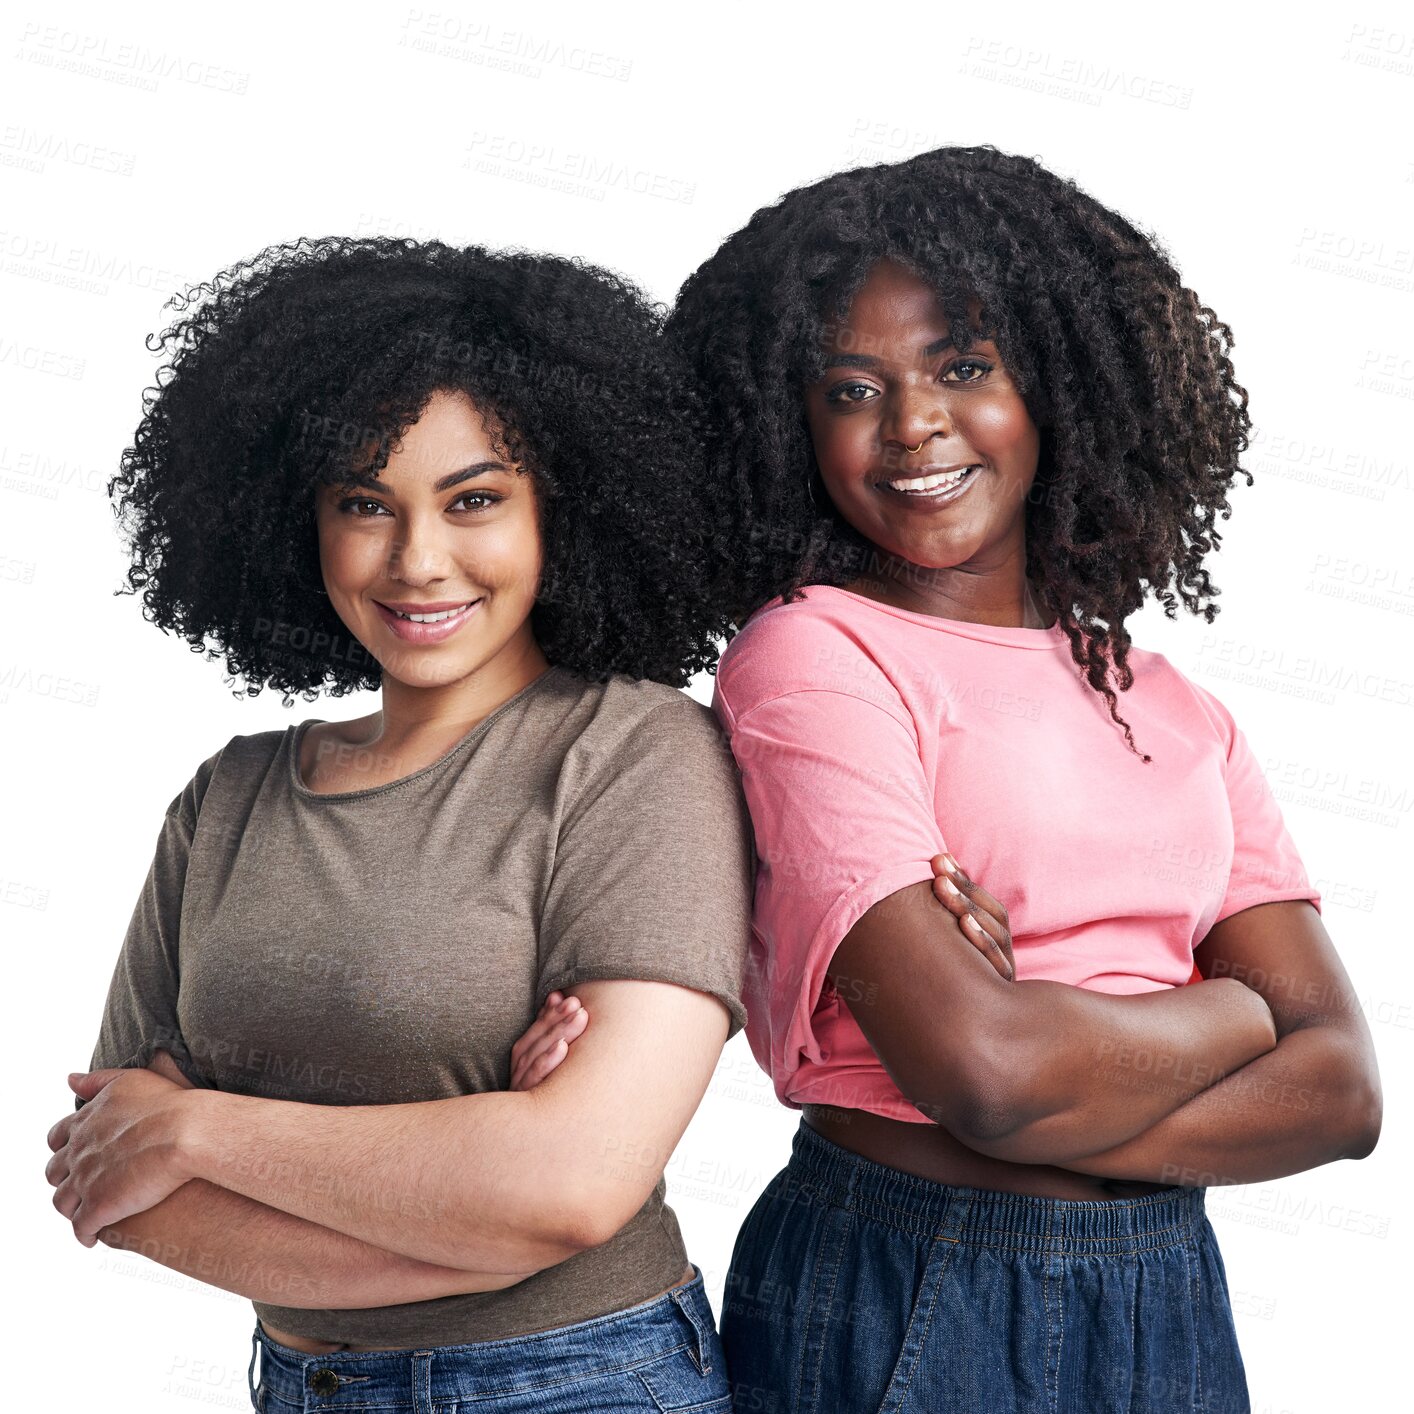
[
  {"xmin": 84, "ymin": 752, "xmax": 223, "ymax": 1099},
  {"xmin": 714, "ymin": 686, "xmax": 948, "ymax": 1094},
  {"xmin": 1190, "ymin": 684, "xmax": 1323, "ymax": 926},
  {"xmin": 537, "ymin": 699, "xmax": 755, "ymax": 1040}
]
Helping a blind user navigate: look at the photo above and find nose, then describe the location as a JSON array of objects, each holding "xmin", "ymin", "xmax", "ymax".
[
  {"xmin": 387, "ymin": 510, "xmax": 455, "ymax": 584},
  {"xmin": 880, "ymin": 384, "xmax": 954, "ymax": 456}
]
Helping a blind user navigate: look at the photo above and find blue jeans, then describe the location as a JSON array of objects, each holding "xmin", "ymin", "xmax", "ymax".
[
  {"xmin": 719, "ymin": 1121, "xmax": 1250, "ymax": 1414},
  {"xmin": 248, "ymin": 1265, "xmax": 731, "ymax": 1413}
]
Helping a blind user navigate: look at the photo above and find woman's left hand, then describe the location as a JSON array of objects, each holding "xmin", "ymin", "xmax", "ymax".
[{"xmin": 46, "ymin": 1067, "xmax": 197, "ymax": 1245}]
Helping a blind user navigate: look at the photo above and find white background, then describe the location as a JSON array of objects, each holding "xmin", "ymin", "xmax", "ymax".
[{"xmin": 4, "ymin": 1, "xmax": 1410, "ymax": 1408}]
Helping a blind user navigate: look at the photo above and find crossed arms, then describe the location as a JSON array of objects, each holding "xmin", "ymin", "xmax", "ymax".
[
  {"xmin": 831, "ymin": 864, "xmax": 1380, "ymax": 1183},
  {"xmin": 47, "ymin": 979, "xmax": 730, "ymax": 1308}
]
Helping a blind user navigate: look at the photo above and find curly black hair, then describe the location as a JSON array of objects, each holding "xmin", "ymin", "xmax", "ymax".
[
  {"xmin": 109, "ymin": 235, "xmax": 732, "ymax": 701},
  {"xmin": 666, "ymin": 144, "xmax": 1256, "ymax": 761}
]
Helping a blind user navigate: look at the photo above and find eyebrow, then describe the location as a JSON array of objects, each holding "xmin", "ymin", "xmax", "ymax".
[
  {"xmin": 342, "ymin": 460, "xmax": 510, "ymax": 493},
  {"xmin": 820, "ymin": 333, "xmax": 989, "ymax": 370}
]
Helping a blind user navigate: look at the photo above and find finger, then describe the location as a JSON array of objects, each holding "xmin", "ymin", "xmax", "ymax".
[
  {"xmin": 72, "ymin": 1214, "xmax": 97, "ymax": 1250},
  {"xmin": 931, "ymin": 875, "xmax": 1013, "ymax": 979},
  {"xmin": 932, "ymin": 856, "xmax": 1015, "ymax": 978},
  {"xmin": 933, "ymin": 855, "xmax": 1010, "ymax": 929},
  {"xmin": 518, "ymin": 1037, "xmax": 569, "ymax": 1090},
  {"xmin": 68, "ymin": 1069, "xmax": 124, "ymax": 1101},
  {"xmin": 960, "ymin": 910, "xmax": 1015, "ymax": 980},
  {"xmin": 47, "ymin": 1113, "xmax": 77, "ymax": 1152},
  {"xmin": 44, "ymin": 1151, "xmax": 70, "ymax": 1188},
  {"xmin": 511, "ymin": 1008, "xmax": 587, "ymax": 1089},
  {"xmin": 511, "ymin": 997, "xmax": 581, "ymax": 1065},
  {"xmin": 53, "ymin": 1181, "xmax": 80, "ymax": 1221},
  {"xmin": 511, "ymin": 1007, "xmax": 588, "ymax": 1089}
]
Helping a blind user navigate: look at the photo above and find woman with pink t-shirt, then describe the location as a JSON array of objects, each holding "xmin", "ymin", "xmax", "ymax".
[
  {"xmin": 658, "ymin": 147, "xmax": 1381, "ymax": 1413},
  {"xmin": 536, "ymin": 147, "xmax": 1381, "ymax": 1411}
]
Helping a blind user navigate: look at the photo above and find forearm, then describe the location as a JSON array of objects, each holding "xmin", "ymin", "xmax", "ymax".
[
  {"xmin": 1052, "ymin": 1023, "xmax": 1382, "ymax": 1185},
  {"xmin": 95, "ymin": 1179, "xmax": 539, "ymax": 1307},
  {"xmin": 924, "ymin": 977, "xmax": 1277, "ymax": 1163},
  {"xmin": 178, "ymin": 1087, "xmax": 585, "ymax": 1271}
]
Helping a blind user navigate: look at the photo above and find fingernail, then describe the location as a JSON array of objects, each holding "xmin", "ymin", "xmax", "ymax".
[
  {"xmin": 941, "ymin": 875, "xmax": 961, "ymax": 896},
  {"xmin": 941, "ymin": 853, "xmax": 958, "ymax": 873}
]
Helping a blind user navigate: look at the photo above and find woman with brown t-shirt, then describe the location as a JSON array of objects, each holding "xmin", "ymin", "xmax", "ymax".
[{"xmin": 44, "ymin": 238, "xmax": 752, "ymax": 1413}]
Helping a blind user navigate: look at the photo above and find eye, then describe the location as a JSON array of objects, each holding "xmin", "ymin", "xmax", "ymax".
[
  {"xmin": 944, "ymin": 358, "xmax": 994, "ymax": 384},
  {"xmin": 824, "ymin": 380, "xmax": 880, "ymax": 406},
  {"xmin": 452, "ymin": 490, "xmax": 502, "ymax": 513},
  {"xmin": 337, "ymin": 496, "xmax": 390, "ymax": 517}
]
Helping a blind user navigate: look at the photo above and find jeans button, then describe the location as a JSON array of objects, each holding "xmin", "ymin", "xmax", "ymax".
[{"xmin": 310, "ymin": 1367, "xmax": 341, "ymax": 1396}]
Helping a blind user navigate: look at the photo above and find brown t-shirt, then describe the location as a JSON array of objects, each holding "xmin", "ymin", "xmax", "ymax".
[{"xmin": 88, "ymin": 664, "xmax": 754, "ymax": 1347}]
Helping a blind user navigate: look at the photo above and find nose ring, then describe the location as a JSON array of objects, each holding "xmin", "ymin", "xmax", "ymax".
[{"xmin": 904, "ymin": 441, "xmax": 926, "ymax": 454}]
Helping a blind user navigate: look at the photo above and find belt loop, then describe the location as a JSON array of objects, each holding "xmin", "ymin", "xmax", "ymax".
[
  {"xmin": 247, "ymin": 1328, "xmax": 264, "ymax": 1412},
  {"xmin": 412, "ymin": 1351, "xmax": 434, "ymax": 1414},
  {"xmin": 669, "ymin": 1274, "xmax": 712, "ymax": 1376}
]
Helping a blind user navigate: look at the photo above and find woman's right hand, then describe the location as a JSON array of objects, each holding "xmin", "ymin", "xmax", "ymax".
[
  {"xmin": 930, "ymin": 852, "xmax": 1016, "ymax": 981},
  {"xmin": 508, "ymin": 991, "xmax": 589, "ymax": 1090}
]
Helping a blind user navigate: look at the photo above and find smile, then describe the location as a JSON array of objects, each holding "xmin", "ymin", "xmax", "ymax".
[
  {"xmin": 878, "ymin": 464, "xmax": 982, "ymax": 506},
  {"xmin": 373, "ymin": 598, "xmax": 483, "ymax": 644}
]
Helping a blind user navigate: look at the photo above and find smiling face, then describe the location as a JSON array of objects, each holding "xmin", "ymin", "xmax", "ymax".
[
  {"xmin": 314, "ymin": 388, "xmax": 545, "ymax": 693},
  {"xmin": 804, "ymin": 258, "xmax": 1044, "ymax": 618}
]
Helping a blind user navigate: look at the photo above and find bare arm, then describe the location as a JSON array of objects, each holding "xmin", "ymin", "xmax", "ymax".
[
  {"xmin": 829, "ymin": 880, "xmax": 1278, "ymax": 1161},
  {"xmin": 1051, "ymin": 900, "xmax": 1381, "ymax": 1184},
  {"xmin": 94, "ymin": 1179, "xmax": 537, "ymax": 1307},
  {"xmin": 173, "ymin": 980, "xmax": 727, "ymax": 1266},
  {"xmin": 81, "ymin": 1052, "xmax": 539, "ymax": 1304},
  {"xmin": 67, "ymin": 1001, "xmax": 588, "ymax": 1305},
  {"xmin": 59, "ymin": 980, "xmax": 731, "ymax": 1269}
]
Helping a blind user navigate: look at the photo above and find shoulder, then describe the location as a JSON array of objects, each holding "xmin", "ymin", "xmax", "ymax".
[
  {"xmin": 561, "ymin": 672, "xmax": 729, "ymax": 765},
  {"xmin": 1120, "ymin": 642, "xmax": 1236, "ymax": 752},
  {"xmin": 194, "ymin": 726, "xmax": 289, "ymax": 803},
  {"xmin": 715, "ymin": 586, "xmax": 912, "ymax": 730},
  {"xmin": 715, "ymin": 586, "xmax": 900, "ymax": 718},
  {"xmin": 155, "ymin": 727, "xmax": 285, "ymax": 832}
]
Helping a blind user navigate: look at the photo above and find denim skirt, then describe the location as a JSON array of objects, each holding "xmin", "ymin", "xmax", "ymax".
[
  {"xmin": 719, "ymin": 1121, "xmax": 1250, "ymax": 1414},
  {"xmin": 248, "ymin": 1264, "xmax": 731, "ymax": 1413}
]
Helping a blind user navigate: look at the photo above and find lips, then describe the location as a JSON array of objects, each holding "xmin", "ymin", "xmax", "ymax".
[
  {"xmin": 879, "ymin": 463, "xmax": 978, "ymax": 485},
  {"xmin": 375, "ymin": 599, "xmax": 481, "ymax": 618},
  {"xmin": 372, "ymin": 598, "xmax": 484, "ymax": 644},
  {"xmin": 876, "ymin": 462, "xmax": 983, "ymax": 509}
]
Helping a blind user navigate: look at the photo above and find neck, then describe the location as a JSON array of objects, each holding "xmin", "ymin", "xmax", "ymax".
[
  {"xmin": 850, "ymin": 551, "xmax": 1055, "ymax": 630},
  {"xmin": 372, "ymin": 636, "xmax": 552, "ymax": 748}
]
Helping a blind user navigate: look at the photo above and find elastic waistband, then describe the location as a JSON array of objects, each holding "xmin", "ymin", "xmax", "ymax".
[
  {"xmin": 788, "ymin": 1120, "xmax": 1208, "ymax": 1256},
  {"xmin": 251, "ymin": 1266, "xmax": 717, "ymax": 1409}
]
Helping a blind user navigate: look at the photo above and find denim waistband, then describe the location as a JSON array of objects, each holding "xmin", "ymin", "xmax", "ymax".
[
  {"xmin": 788, "ymin": 1119, "xmax": 1209, "ymax": 1256},
  {"xmin": 249, "ymin": 1265, "xmax": 717, "ymax": 1410}
]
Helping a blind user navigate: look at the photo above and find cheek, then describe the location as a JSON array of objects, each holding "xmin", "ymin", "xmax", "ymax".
[
  {"xmin": 318, "ymin": 525, "xmax": 384, "ymax": 590},
  {"xmin": 471, "ymin": 509, "xmax": 542, "ymax": 593},
  {"xmin": 808, "ymin": 409, "xmax": 874, "ymax": 471},
  {"xmin": 968, "ymin": 398, "xmax": 1039, "ymax": 457}
]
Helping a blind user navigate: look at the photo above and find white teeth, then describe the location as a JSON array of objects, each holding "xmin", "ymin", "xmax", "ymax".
[
  {"xmin": 886, "ymin": 466, "xmax": 978, "ymax": 493},
  {"xmin": 395, "ymin": 603, "xmax": 473, "ymax": 623}
]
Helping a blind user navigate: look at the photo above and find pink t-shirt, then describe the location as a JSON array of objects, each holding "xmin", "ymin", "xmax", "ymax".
[{"xmin": 709, "ymin": 584, "xmax": 1323, "ymax": 1125}]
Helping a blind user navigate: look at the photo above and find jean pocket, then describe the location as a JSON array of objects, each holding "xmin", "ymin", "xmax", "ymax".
[
  {"xmin": 634, "ymin": 1343, "xmax": 734, "ymax": 1413},
  {"xmin": 803, "ymin": 1210, "xmax": 969, "ymax": 1414}
]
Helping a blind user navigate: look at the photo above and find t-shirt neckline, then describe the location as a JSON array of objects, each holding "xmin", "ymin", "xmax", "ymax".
[
  {"xmin": 287, "ymin": 665, "xmax": 563, "ymax": 801},
  {"xmin": 800, "ymin": 584, "xmax": 1071, "ymax": 650}
]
